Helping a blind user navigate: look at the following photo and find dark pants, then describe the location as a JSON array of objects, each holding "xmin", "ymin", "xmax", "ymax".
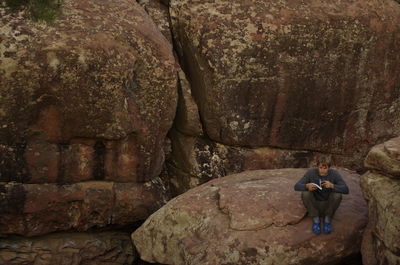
[{"xmin": 301, "ymin": 191, "xmax": 342, "ymax": 218}]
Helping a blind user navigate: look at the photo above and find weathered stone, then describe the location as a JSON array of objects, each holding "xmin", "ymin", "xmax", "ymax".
[
  {"xmin": 361, "ymin": 137, "xmax": 400, "ymax": 265},
  {"xmin": 0, "ymin": 231, "xmax": 135, "ymax": 265},
  {"xmin": 0, "ymin": 178, "xmax": 169, "ymax": 236},
  {"xmin": 167, "ymin": 129, "xmax": 225, "ymax": 194},
  {"xmin": 364, "ymin": 137, "xmax": 400, "ymax": 178},
  {"xmin": 61, "ymin": 139, "xmax": 96, "ymax": 183},
  {"xmin": 133, "ymin": 168, "xmax": 367, "ymax": 265},
  {"xmin": 137, "ymin": 0, "xmax": 173, "ymax": 43},
  {"xmin": 173, "ymin": 69, "xmax": 203, "ymax": 137},
  {"xmin": 24, "ymin": 137, "xmax": 60, "ymax": 183},
  {"xmin": 167, "ymin": 129, "xmax": 358, "ymax": 194},
  {"xmin": 104, "ymin": 135, "xmax": 140, "ymax": 182},
  {"xmin": 0, "ymin": 144, "xmax": 28, "ymax": 182},
  {"xmin": 360, "ymin": 172, "xmax": 400, "ymax": 265},
  {"xmin": 169, "ymin": 0, "xmax": 400, "ymax": 169},
  {"xmin": 0, "ymin": 0, "xmax": 178, "ymax": 183}
]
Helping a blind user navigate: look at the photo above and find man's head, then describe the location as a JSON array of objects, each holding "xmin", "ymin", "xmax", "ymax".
[{"xmin": 316, "ymin": 157, "xmax": 331, "ymax": 176}]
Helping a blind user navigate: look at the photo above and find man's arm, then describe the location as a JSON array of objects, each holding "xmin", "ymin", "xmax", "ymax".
[
  {"xmin": 331, "ymin": 170, "xmax": 349, "ymax": 194},
  {"xmin": 294, "ymin": 170, "xmax": 312, "ymax": 191}
]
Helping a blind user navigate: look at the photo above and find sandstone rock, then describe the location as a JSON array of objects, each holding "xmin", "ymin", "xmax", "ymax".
[
  {"xmin": 167, "ymin": 128, "xmax": 359, "ymax": 194},
  {"xmin": 173, "ymin": 69, "xmax": 203, "ymax": 137},
  {"xmin": 61, "ymin": 139, "xmax": 96, "ymax": 183},
  {"xmin": 361, "ymin": 137, "xmax": 400, "ymax": 265},
  {"xmin": 0, "ymin": 231, "xmax": 135, "ymax": 265},
  {"xmin": 167, "ymin": 129, "xmax": 225, "ymax": 194},
  {"xmin": 137, "ymin": 0, "xmax": 173, "ymax": 43},
  {"xmin": 133, "ymin": 169, "xmax": 367, "ymax": 265},
  {"xmin": 360, "ymin": 172, "xmax": 400, "ymax": 265},
  {"xmin": 0, "ymin": 0, "xmax": 177, "ymax": 183},
  {"xmin": 0, "ymin": 178, "xmax": 169, "ymax": 236},
  {"xmin": 169, "ymin": 0, "xmax": 400, "ymax": 167},
  {"xmin": 364, "ymin": 137, "xmax": 400, "ymax": 178}
]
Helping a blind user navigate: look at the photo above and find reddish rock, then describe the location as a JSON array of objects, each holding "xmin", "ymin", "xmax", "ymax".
[
  {"xmin": 104, "ymin": 135, "xmax": 140, "ymax": 182},
  {"xmin": 0, "ymin": 179, "xmax": 169, "ymax": 237},
  {"xmin": 32, "ymin": 105, "xmax": 63, "ymax": 143},
  {"xmin": 24, "ymin": 138, "xmax": 60, "ymax": 183},
  {"xmin": 138, "ymin": 0, "xmax": 173, "ymax": 43},
  {"xmin": 0, "ymin": 232, "xmax": 135, "ymax": 265},
  {"xmin": 167, "ymin": 129, "xmax": 357, "ymax": 194},
  {"xmin": 0, "ymin": 0, "xmax": 177, "ymax": 183},
  {"xmin": 61, "ymin": 139, "xmax": 96, "ymax": 183},
  {"xmin": 169, "ymin": 0, "xmax": 400, "ymax": 168},
  {"xmin": 133, "ymin": 168, "xmax": 368, "ymax": 265}
]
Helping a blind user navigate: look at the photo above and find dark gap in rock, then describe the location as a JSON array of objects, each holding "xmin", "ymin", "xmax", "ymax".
[
  {"xmin": 169, "ymin": 76, "xmax": 185, "ymax": 135},
  {"xmin": 93, "ymin": 140, "xmax": 105, "ymax": 180},
  {"xmin": 76, "ymin": 220, "xmax": 146, "ymax": 235},
  {"xmin": 293, "ymin": 151, "xmax": 315, "ymax": 168},
  {"xmin": 136, "ymin": 260, "xmax": 164, "ymax": 265},
  {"xmin": 0, "ymin": 142, "xmax": 29, "ymax": 182},
  {"xmin": 58, "ymin": 143, "xmax": 68, "ymax": 182},
  {"xmin": 0, "ymin": 183, "xmax": 26, "ymax": 215},
  {"xmin": 340, "ymin": 252, "xmax": 363, "ymax": 265}
]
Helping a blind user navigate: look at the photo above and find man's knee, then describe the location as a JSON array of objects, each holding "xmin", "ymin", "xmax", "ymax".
[
  {"xmin": 301, "ymin": 191, "xmax": 316, "ymax": 204},
  {"xmin": 330, "ymin": 192, "xmax": 342, "ymax": 201},
  {"xmin": 301, "ymin": 191, "xmax": 313, "ymax": 199}
]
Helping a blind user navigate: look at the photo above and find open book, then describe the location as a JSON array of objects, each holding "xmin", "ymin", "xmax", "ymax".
[{"xmin": 311, "ymin": 183, "xmax": 323, "ymax": 190}]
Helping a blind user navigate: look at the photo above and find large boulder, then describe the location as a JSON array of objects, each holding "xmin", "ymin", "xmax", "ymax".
[
  {"xmin": 0, "ymin": 178, "xmax": 169, "ymax": 237},
  {"xmin": 133, "ymin": 168, "xmax": 368, "ymax": 265},
  {"xmin": 0, "ymin": 0, "xmax": 177, "ymax": 183},
  {"xmin": 361, "ymin": 137, "xmax": 400, "ymax": 265},
  {"xmin": 0, "ymin": 232, "xmax": 135, "ymax": 265},
  {"xmin": 169, "ymin": 0, "xmax": 400, "ymax": 169}
]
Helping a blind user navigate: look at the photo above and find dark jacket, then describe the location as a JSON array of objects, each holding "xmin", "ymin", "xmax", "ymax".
[{"xmin": 294, "ymin": 168, "xmax": 349, "ymax": 201}]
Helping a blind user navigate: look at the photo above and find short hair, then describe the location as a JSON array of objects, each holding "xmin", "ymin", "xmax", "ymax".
[{"xmin": 316, "ymin": 156, "xmax": 331, "ymax": 167}]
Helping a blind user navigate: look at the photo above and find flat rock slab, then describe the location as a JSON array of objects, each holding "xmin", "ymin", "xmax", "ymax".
[{"xmin": 133, "ymin": 168, "xmax": 367, "ymax": 265}]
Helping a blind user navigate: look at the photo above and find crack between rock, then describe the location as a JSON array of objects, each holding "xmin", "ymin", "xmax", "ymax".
[{"xmin": 110, "ymin": 182, "xmax": 117, "ymax": 225}]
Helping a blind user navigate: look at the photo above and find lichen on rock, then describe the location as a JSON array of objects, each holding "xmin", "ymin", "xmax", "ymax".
[{"xmin": 0, "ymin": 0, "xmax": 178, "ymax": 183}]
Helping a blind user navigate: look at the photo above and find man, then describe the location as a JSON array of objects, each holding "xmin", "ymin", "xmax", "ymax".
[{"xmin": 294, "ymin": 158, "xmax": 349, "ymax": 234}]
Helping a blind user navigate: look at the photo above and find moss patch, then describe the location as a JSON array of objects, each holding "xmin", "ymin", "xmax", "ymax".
[{"xmin": 5, "ymin": 0, "xmax": 62, "ymax": 22}]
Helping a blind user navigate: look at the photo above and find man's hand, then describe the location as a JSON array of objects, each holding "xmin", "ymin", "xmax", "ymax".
[
  {"xmin": 321, "ymin": 181, "xmax": 334, "ymax": 189},
  {"xmin": 306, "ymin": 183, "xmax": 318, "ymax": 191}
]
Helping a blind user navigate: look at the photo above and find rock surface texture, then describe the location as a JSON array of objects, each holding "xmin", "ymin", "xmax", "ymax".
[
  {"xmin": 0, "ymin": 178, "xmax": 168, "ymax": 236},
  {"xmin": 0, "ymin": 0, "xmax": 175, "ymax": 263},
  {"xmin": 137, "ymin": 0, "xmax": 173, "ymax": 43},
  {"xmin": 0, "ymin": 232, "xmax": 134, "ymax": 265},
  {"xmin": 0, "ymin": 0, "xmax": 177, "ymax": 183},
  {"xmin": 167, "ymin": 0, "xmax": 400, "ymax": 187},
  {"xmin": 361, "ymin": 137, "xmax": 400, "ymax": 265},
  {"xmin": 133, "ymin": 168, "xmax": 368, "ymax": 265}
]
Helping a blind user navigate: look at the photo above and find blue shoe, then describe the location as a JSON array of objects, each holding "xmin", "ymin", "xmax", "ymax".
[
  {"xmin": 324, "ymin": 222, "xmax": 332, "ymax": 234},
  {"xmin": 312, "ymin": 222, "xmax": 321, "ymax": 234}
]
